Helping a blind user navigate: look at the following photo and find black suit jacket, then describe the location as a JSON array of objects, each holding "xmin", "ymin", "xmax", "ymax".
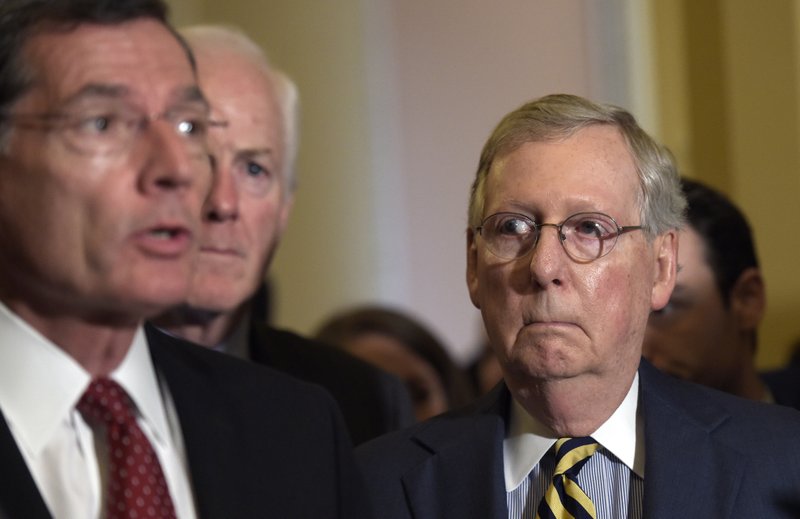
[
  {"xmin": 0, "ymin": 324, "xmax": 373, "ymax": 519},
  {"xmin": 356, "ymin": 360, "xmax": 800, "ymax": 518},
  {"xmin": 249, "ymin": 321, "xmax": 414, "ymax": 445},
  {"xmin": 762, "ymin": 365, "xmax": 800, "ymax": 410}
]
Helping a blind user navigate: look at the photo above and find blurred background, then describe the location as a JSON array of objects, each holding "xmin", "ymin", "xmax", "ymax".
[{"xmin": 167, "ymin": 0, "xmax": 800, "ymax": 369}]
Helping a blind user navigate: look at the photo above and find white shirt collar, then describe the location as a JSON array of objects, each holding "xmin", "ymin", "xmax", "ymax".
[
  {"xmin": 503, "ymin": 372, "xmax": 643, "ymax": 491},
  {"xmin": 0, "ymin": 301, "xmax": 171, "ymax": 456},
  {"xmin": 114, "ymin": 328, "xmax": 173, "ymax": 447}
]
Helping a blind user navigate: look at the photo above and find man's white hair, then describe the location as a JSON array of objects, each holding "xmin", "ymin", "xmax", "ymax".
[{"xmin": 180, "ymin": 24, "xmax": 300, "ymax": 191}]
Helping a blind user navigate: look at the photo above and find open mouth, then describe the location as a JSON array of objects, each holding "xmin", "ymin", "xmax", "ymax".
[
  {"xmin": 149, "ymin": 227, "xmax": 185, "ymax": 239},
  {"xmin": 136, "ymin": 224, "xmax": 192, "ymax": 257}
]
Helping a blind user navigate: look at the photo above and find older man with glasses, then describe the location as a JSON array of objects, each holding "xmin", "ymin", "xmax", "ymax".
[{"xmin": 356, "ymin": 94, "xmax": 800, "ymax": 518}]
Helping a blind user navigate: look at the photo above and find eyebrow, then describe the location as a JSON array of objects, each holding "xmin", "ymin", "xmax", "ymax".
[
  {"xmin": 174, "ymin": 85, "xmax": 209, "ymax": 109},
  {"xmin": 61, "ymin": 83, "xmax": 130, "ymax": 106},
  {"xmin": 236, "ymin": 148, "xmax": 274, "ymax": 159}
]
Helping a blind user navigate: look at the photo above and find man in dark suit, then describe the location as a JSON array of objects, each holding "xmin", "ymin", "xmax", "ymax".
[
  {"xmin": 356, "ymin": 94, "xmax": 800, "ymax": 517},
  {"xmin": 153, "ymin": 25, "xmax": 413, "ymax": 446},
  {"xmin": 0, "ymin": 2, "xmax": 370, "ymax": 518}
]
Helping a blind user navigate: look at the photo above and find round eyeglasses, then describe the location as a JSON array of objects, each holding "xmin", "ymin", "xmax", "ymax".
[{"xmin": 475, "ymin": 212, "xmax": 643, "ymax": 262}]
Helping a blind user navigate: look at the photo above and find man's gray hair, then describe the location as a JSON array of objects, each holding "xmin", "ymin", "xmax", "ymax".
[
  {"xmin": 468, "ymin": 94, "xmax": 686, "ymax": 237},
  {"xmin": 180, "ymin": 24, "xmax": 300, "ymax": 192}
]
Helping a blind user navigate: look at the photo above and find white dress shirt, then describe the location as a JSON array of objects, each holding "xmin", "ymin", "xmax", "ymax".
[
  {"xmin": 504, "ymin": 373, "xmax": 644, "ymax": 518},
  {"xmin": 0, "ymin": 302, "xmax": 197, "ymax": 518}
]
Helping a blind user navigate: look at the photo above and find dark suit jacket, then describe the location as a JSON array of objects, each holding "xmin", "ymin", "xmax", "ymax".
[
  {"xmin": 762, "ymin": 365, "xmax": 800, "ymax": 410},
  {"xmin": 249, "ymin": 321, "xmax": 414, "ymax": 445},
  {"xmin": 356, "ymin": 360, "xmax": 800, "ymax": 518},
  {"xmin": 0, "ymin": 324, "xmax": 373, "ymax": 519}
]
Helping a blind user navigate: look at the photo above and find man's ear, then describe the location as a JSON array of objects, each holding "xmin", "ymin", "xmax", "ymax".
[
  {"xmin": 651, "ymin": 230, "xmax": 678, "ymax": 311},
  {"xmin": 730, "ymin": 267, "xmax": 766, "ymax": 331},
  {"xmin": 466, "ymin": 228, "xmax": 481, "ymax": 309}
]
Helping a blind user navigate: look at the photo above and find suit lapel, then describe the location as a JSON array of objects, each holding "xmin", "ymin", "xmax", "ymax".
[
  {"xmin": 639, "ymin": 362, "xmax": 743, "ymax": 518},
  {"xmin": 401, "ymin": 386, "xmax": 509, "ymax": 519},
  {"xmin": 0, "ymin": 411, "xmax": 52, "ymax": 519},
  {"xmin": 145, "ymin": 325, "xmax": 241, "ymax": 518}
]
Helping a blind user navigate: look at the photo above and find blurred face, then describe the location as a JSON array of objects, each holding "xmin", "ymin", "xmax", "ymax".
[
  {"xmin": 643, "ymin": 227, "xmax": 740, "ymax": 389},
  {"xmin": 0, "ymin": 19, "xmax": 211, "ymax": 322},
  {"xmin": 185, "ymin": 44, "xmax": 293, "ymax": 311},
  {"xmin": 343, "ymin": 333, "xmax": 449, "ymax": 422},
  {"xmin": 467, "ymin": 125, "xmax": 676, "ymax": 393}
]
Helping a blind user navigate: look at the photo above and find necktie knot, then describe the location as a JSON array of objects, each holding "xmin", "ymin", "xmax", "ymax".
[
  {"xmin": 77, "ymin": 378, "xmax": 137, "ymax": 428},
  {"xmin": 536, "ymin": 437, "xmax": 600, "ymax": 519},
  {"xmin": 553, "ymin": 436, "xmax": 600, "ymax": 477}
]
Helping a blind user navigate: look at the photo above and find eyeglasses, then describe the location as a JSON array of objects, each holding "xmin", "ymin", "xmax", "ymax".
[
  {"xmin": 475, "ymin": 211, "xmax": 643, "ymax": 262},
  {"xmin": 1, "ymin": 103, "xmax": 224, "ymax": 157}
]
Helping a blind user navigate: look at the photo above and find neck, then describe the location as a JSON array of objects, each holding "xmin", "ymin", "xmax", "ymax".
[
  {"xmin": 508, "ymin": 372, "xmax": 634, "ymax": 437},
  {"xmin": 154, "ymin": 303, "xmax": 249, "ymax": 348},
  {"xmin": 4, "ymin": 299, "xmax": 139, "ymax": 377},
  {"xmin": 729, "ymin": 358, "xmax": 771, "ymax": 401}
]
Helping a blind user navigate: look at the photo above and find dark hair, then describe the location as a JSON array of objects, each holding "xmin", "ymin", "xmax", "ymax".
[
  {"xmin": 0, "ymin": 0, "xmax": 187, "ymax": 120},
  {"xmin": 315, "ymin": 306, "xmax": 475, "ymax": 409},
  {"xmin": 681, "ymin": 177, "xmax": 759, "ymax": 306}
]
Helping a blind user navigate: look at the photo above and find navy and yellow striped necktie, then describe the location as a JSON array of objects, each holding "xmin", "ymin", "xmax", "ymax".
[{"xmin": 536, "ymin": 437, "xmax": 600, "ymax": 519}]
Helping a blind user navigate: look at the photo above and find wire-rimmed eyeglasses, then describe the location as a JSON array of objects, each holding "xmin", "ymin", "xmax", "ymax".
[
  {"xmin": 0, "ymin": 102, "xmax": 225, "ymax": 157},
  {"xmin": 475, "ymin": 211, "xmax": 643, "ymax": 262}
]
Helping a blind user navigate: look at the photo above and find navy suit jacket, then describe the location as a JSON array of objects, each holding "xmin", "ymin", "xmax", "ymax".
[
  {"xmin": 0, "ymin": 324, "xmax": 372, "ymax": 519},
  {"xmin": 762, "ymin": 364, "xmax": 800, "ymax": 410},
  {"xmin": 356, "ymin": 360, "xmax": 800, "ymax": 518}
]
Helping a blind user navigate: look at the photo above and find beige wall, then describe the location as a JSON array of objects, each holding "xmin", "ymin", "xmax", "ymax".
[
  {"xmin": 169, "ymin": 0, "xmax": 622, "ymax": 363},
  {"xmin": 168, "ymin": 0, "xmax": 800, "ymax": 368}
]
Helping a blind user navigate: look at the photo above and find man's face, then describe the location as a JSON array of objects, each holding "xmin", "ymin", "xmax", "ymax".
[
  {"xmin": 0, "ymin": 19, "xmax": 211, "ymax": 321},
  {"xmin": 643, "ymin": 227, "xmax": 741, "ymax": 390},
  {"xmin": 467, "ymin": 125, "xmax": 676, "ymax": 391},
  {"xmin": 185, "ymin": 46, "xmax": 293, "ymax": 312}
]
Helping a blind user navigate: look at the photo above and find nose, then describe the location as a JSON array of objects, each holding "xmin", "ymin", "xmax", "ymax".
[
  {"xmin": 139, "ymin": 120, "xmax": 209, "ymax": 197},
  {"xmin": 204, "ymin": 155, "xmax": 240, "ymax": 222},
  {"xmin": 528, "ymin": 224, "xmax": 567, "ymax": 287}
]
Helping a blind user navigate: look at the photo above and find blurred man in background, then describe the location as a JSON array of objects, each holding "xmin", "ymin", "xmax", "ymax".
[
  {"xmin": 643, "ymin": 178, "xmax": 771, "ymax": 401},
  {"xmin": 155, "ymin": 25, "xmax": 412, "ymax": 445}
]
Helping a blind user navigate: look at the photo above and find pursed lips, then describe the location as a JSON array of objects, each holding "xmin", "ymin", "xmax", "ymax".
[{"xmin": 522, "ymin": 317, "xmax": 580, "ymax": 331}]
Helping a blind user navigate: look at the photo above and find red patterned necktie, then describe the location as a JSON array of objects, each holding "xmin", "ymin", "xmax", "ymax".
[{"xmin": 77, "ymin": 378, "xmax": 178, "ymax": 519}]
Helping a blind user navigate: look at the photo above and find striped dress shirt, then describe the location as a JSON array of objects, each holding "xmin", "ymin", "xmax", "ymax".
[
  {"xmin": 507, "ymin": 446, "xmax": 643, "ymax": 518},
  {"xmin": 503, "ymin": 373, "xmax": 643, "ymax": 519}
]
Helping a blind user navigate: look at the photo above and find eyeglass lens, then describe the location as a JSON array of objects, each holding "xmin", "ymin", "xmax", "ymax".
[{"xmin": 478, "ymin": 212, "xmax": 623, "ymax": 261}]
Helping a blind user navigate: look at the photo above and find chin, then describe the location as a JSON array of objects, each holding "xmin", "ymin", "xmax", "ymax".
[
  {"xmin": 507, "ymin": 342, "xmax": 583, "ymax": 380},
  {"xmin": 186, "ymin": 289, "xmax": 246, "ymax": 314},
  {"xmin": 131, "ymin": 285, "xmax": 193, "ymax": 319}
]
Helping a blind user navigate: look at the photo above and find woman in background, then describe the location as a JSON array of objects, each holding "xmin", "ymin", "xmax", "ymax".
[{"xmin": 316, "ymin": 306, "xmax": 474, "ymax": 421}]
